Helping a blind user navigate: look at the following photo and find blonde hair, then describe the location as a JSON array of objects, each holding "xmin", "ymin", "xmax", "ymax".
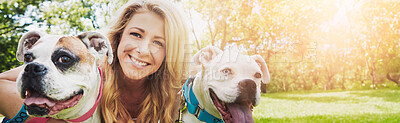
[{"xmin": 100, "ymin": 0, "xmax": 190, "ymax": 122}]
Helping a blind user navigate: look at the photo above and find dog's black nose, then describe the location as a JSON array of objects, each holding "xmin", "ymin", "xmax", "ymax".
[
  {"xmin": 237, "ymin": 79, "xmax": 257, "ymax": 103},
  {"xmin": 239, "ymin": 79, "xmax": 257, "ymax": 91},
  {"xmin": 25, "ymin": 62, "xmax": 47, "ymax": 76}
]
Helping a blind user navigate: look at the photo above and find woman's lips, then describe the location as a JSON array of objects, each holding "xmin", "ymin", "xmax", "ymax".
[{"xmin": 128, "ymin": 55, "xmax": 150, "ymax": 69}]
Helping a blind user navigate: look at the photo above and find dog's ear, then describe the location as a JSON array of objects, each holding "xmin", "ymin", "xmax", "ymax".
[
  {"xmin": 78, "ymin": 32, "xmax": 113, "ymax": 64},
  {"xmin": 192, "ymin": 46, "xmax": 222, "ymax": 65},
  {"xmin": 251, "ymin": 55, "xmax": 270, "ymax": 84},
  {"xmin": 16, "ymin": 31, "xmax": 47, "ymax": 62}
]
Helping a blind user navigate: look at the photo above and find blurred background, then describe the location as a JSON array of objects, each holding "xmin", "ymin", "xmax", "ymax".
[
  {"xmin": 2, "ymin": 0, "xmax": 400, "ymax": 92},
  {"xmin": 2, "ymin": 0, "xmax": 400, "ymax": 122}
]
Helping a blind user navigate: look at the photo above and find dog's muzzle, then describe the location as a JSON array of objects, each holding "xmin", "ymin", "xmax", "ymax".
[
  {"xmin": 210, "ymin": 79, "xmax": 257, "ymax": 123},
  {"xmin": 21, "ymin": 63, "xmax": 48, "ymax": 99},
  {"xmin": 20, "ymin": 62, "xmax": 85, "ymax": 117}
]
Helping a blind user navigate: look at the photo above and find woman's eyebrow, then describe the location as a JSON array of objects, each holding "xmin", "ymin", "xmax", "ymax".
[
  {"xmin": 154, "ymin": 35, "xmax": 165, "ymax": 40},
  {"xmin": 128, "ymin": 27, "xmax": 145, "ymax": 33}
]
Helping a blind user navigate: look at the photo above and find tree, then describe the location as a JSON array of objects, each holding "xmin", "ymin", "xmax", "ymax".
[
  {"xmin": 0, "ymin": 0, "xmax": 45, "ymax": 72},
  {"xmin": 0, "ymin": 0, "xmax": 125, "ymax": 72},
  {"xmin": 349, "ymin": 1, "xmax": 400, "ymax": 88}
]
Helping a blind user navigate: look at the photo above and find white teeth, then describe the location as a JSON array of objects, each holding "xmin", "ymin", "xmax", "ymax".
[
  {"xmin": 131, "ymin": 57, "xmax": 147, "ymax": 66},
  {"xmin": 25, "ymin": 90, "xmax": 30, "ymax": 98}
]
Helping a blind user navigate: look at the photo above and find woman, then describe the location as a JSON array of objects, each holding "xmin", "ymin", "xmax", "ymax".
[
  {"xmin": 0, "ymin": 0, "xmax": 190, "ymax": 122},
  {"xmin": 100, "ymin": 0, "xmax": 190, "ymax": 122}
]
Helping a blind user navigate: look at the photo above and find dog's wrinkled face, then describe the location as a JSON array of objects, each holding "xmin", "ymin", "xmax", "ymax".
[
  {"xmin": 193, "ymin": 46, "xmax": 269, "ymax": 123},
  {"xmin": 15, "ymin": 31, "xmax": 112, "ymax": 118}
]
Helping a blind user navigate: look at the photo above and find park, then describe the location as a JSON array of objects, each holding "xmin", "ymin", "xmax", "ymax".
[{"xmin": 1, "ymin": 0, "xmax": 400, "ymax": 122}]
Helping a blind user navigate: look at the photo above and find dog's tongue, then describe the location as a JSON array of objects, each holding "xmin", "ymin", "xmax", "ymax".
[
  {"xmin": 24, "ymin": 97, "xmax": 56, "ymax": 107},
  {"xmin": 226, "ymin": 103, "xmax": 255, "ymax": 123},
  {"xmin": 24, "ymin": 94, "xmax": 82, "ymax": 115}
]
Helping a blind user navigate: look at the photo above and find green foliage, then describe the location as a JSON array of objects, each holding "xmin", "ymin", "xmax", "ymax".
[
  {"xmin": 39, "ymin": 0, "xmax": 116, "ymax": 35},
  {"xmin": 184, "ymin": 0, "xmax": 400, "ymax": 92},
  {"xmin": 0, "ymin": 0, "xmax": 120, "ymax": 72},
  {"xmin": 0, "ymin": 0, "xmax": 45, "ymax": 72},
  {"xmin": 2, "ymin": 0, "xmax": 400, "ymax": 92}
]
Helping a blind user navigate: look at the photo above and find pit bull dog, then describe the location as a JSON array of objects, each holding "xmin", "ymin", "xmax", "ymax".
[
  {"xmin": 179, "ymin": 46, "xmax": 270, "ymax": 123},
  {"xmin": 12, "ymin": 30, "xmax": 113, "ymax": 122}
]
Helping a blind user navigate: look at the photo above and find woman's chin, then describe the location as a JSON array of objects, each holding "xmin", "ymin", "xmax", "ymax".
[
  {"xmin": 119, "ymin": 62, "xmax": 160, "ymax": 81},
  {"xmin": 121, "ymin": 70, "xmax": 151, "ymax": 81}
]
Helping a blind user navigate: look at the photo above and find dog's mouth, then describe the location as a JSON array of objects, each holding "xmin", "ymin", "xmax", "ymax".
[
  {"xmin": 23, "ymin": 89, "xmax": 84, "ymax": 116},
  {"xmin": 210, "ymin": 89, "xmax": 255, "ymax": 123}
]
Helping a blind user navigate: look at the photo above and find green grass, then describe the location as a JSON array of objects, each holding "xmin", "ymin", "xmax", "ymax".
[
  {"xmin": 253, "ymin": 88, "xmax": 400, "ymax": 123},
  {"xmin": 2, "ymin": 89, "xmax": 400, "ymax": 122}
]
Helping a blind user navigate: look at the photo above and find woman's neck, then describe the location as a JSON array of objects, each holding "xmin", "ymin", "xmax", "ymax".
[
  {"xmin": 118, "ymin": 75, "xmax": 147, "ymax": 118},
  {"xmin": 119, "ymin": 77, "xmax": 146, "ymax": 94}
]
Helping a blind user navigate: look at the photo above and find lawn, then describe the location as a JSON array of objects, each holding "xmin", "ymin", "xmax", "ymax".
[
  {"xmin": 2, "ymin": 89, "xmax": 400, "ymax": 122},
  {"xmin": 253, "ymin": 88, "xmax": 400, "ymax": 123}
]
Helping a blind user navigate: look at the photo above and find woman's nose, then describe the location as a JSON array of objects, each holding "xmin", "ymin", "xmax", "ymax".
[{"xmin": 135, "ymin": 39, "xmax": 150, "ymax": 55}]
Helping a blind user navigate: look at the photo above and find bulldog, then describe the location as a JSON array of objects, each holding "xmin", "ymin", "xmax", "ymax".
[
  {"xmin": 180, "ymin": 46, "xmax": 270, "ymax": 123},
  {"xmin": 14, "ymin": 30, "xmax": 113, "ymax": 122}
]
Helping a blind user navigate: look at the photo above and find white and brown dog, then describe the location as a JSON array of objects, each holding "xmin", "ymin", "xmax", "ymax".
[
  {"xmin": 14, "ymin": 30, "xmax": 112, "ymax": 122},
  {"xmin": 180, "ymin": 46, "xmax": 270, "ymax": 123}
]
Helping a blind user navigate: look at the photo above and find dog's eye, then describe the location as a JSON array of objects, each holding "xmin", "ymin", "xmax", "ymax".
[
  {"xmin": 58, "ymin": 56, "xmax": 71, "ymax": 63},
  {"xmin": 24, "ymin": 54, "xmax": 34, "ymax": 62},
  {"xmin": 254, "ymin": 72, "xmax": 262, "ymax": 79},
  {"xmin": 221, "ymin": 68, "xmax": 232, "ymax": 75}
]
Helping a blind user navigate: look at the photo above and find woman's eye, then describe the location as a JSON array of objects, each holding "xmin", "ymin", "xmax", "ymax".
[
  {"xmin": 58, "ymin": 56, "xmax": 71, "ymax": 63},
  {"xmin": 153, "ymin": 40, "xmax": 164, "ymax": 47},
  {"xmin": 221, "ymin": 68, "xmax": 232, "ymax": 75},
  {"xmin": 130, "ymin": 32, "xmax": 142, "ymax": 38},
  {"xmin": 24, "ymin": 54, "xmax": 34, "ymax": 62}
]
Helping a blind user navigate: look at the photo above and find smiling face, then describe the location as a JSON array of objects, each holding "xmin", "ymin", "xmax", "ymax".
[{"xmin": 117, "ymin": 11, "xmax": 166, "ymax": 81}]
